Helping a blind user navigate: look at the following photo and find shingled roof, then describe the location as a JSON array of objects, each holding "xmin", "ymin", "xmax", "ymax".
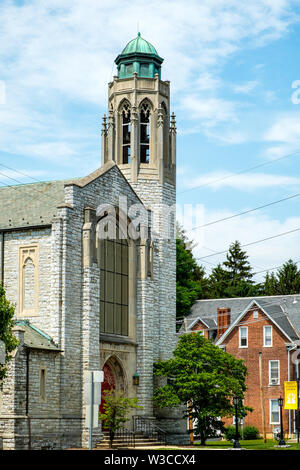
[
  {"xmin": 181, "ymin": 295, "xmax": 300, "ymax": 343},
  {"xmin": 0, "ymin": 179, "xmax": 69, "ymax": 230}
]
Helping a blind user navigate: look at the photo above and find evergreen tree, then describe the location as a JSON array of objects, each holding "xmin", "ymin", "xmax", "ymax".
[
  {"xmin": 208, "ymin": 241, "xmax": 256, "ymax": 298},
  {"xmin": 263, "ymin": 259, "xmax": 300, "ymax": 295},
  {"xmin": 223, "ymin": 241, "xmax": 253, "ymax": 285}
]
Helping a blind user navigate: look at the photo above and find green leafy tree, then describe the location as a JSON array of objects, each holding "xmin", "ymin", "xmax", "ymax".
[
  {"xmin": 99, "ymin": 390, "xmax": 143, "ymax": 448},
  {"xmin": 176, "ymin": 226, "xmax": 208, "ymax": 325},
  {"xmin": 153, "ymin": 333, "xmax": 251, "ymax": 445},
  {"xmin": 0, "ymin": 284, "xmax": 19, "ymax": 381}
]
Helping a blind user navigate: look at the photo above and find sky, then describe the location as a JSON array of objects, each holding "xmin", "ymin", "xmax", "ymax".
[{"xmin": 1, "ymin": 0, "xmax": 300, "ymax": 282}]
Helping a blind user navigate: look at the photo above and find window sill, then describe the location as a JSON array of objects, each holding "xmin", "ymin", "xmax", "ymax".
[{"xmin": 100, "ymin": 333, "xmax": 137, "ymax": 346}]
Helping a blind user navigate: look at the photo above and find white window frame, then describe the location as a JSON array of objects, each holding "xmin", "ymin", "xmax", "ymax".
[
  {"xmin": 269, "ymin": 360, "xmax": 280, "ymax": 385},
  {"xmin": 264, "ymin": 325, "xmax": 273, "ymax": 347},
  {"xmin": 270, "ymin": 399, "xmax": 280, "ymax": 425},
  {"xmin": 239, "ymin": 326, "xmax": 248, "ymax": 348}
]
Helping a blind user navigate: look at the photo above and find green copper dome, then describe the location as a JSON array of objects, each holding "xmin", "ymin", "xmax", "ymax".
[
  {"xmin": 121, "ymin": 32, "xmax": 159, "ymax": 56},
  {"xmin": 115, "ymin": 33, "xmax": 163, "ymax": 80}
]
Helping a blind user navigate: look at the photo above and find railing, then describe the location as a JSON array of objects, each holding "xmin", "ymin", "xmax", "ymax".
[
  {"xmin": 115, "ymin": 427, "xmax": 135, "ymax": 448},
  {"xmin": 132, "ymin": 415, "xmax": 167, "ymax": 445}
]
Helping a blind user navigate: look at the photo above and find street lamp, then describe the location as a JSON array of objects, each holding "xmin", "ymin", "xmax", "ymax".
[
  {"xmin": 233, "ymin": 396, "xmax": 241, "ymax": 449},
  {"xmin": 278, "ymin": 397, "xmax": 286, "ymax": 446}
]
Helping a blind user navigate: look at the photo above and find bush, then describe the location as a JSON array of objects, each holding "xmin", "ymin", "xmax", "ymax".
[
  {"xmin": 243, "ymin": 426, "xmax": 259, "ymax": 440},
  {"xmin": 224, "ymin": 426, "xmax": 240, "ymax": 441}
]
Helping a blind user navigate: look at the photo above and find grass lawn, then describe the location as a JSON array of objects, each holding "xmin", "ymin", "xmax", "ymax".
[{"xmin": 195, "ymin": 439, "xmax": 300, "ymax": 450}]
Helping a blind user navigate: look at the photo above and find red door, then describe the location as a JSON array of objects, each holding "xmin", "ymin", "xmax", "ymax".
[{"xmin": 99, "ymin": 363, "xmax": 115, "ymax": 428}]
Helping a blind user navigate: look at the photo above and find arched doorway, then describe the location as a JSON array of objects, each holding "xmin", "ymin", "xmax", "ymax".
[
  {"xmin": 99, "ymin": 356, "xmax": 126, "ymax": 428},
  {"xmin": 99, "ymin": 362, "xmax": 115, "ymax": 416}
]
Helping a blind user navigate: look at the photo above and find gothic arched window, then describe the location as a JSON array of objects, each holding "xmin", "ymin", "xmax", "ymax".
[
  {"xmin": 140, "ymin": 101, "xmax": 150, "ymax": 164},
  {"xmin": 121, "ymin": 102, "xmax": 131, "ymax": 164},
  {"xmin": 99, "ymin": 224, "xmax": 129, "ymax": 336}
]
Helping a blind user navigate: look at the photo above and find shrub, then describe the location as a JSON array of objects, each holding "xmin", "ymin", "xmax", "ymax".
[
  {"xmin": 243, "ymin": 426, "xmax": 259, "ymax": 440},
  {"xmin": 224, "ymin": 425, "xmax": 241, "ymax": 441}
]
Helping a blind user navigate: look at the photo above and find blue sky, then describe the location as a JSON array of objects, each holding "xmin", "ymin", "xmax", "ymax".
[{"xmin": 1, "ymin": 0, "xmax": 300, "ymax": 281}]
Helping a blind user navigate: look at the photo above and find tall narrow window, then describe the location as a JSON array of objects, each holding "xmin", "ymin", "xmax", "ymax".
[
  {"xmin": 40, "ymin": 367, "xmax": 46, "ymax": 401},
  {"xmin": 140, "ymin": 102, "xmax": 150, "ymax": 163},
  {"xmin": 122, "ymin": 103, "xmax": 131, "ymax": 164},
  {"xmin": 239, "ymin": 326, "xmax": 248, "ymax": 348},
  {"xmin": 264, "ymin": 325, "xmax": 273, "ymax": 347},
  {"xmin": 19, "ymin": 245, "xmax": 39, "ymax": 317},
  {"xmin": 269, "ymin": 360, "xmax": 280, "ymax": 385},
  {"xmin": 270, "ymin": 399, "xmax": 280, "ymax": 424},
  {"xmin": 99, "ymin": 224, "xmax": 129, "ymax": 336}
]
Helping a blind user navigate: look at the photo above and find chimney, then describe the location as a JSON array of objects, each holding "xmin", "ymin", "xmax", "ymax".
[{"xmin": 217, "ymin": 307, "xmax": 231, "ymax": 339}]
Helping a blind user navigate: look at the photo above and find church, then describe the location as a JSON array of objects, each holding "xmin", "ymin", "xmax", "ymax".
[{"xmin": 0, "ymin": 34, "xmax": 186, "ymax": 449}]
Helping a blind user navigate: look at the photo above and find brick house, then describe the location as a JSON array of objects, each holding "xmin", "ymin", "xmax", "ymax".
[{"xmin": 182, "ymin": 295, "xmax": 300, "ymax": 438}]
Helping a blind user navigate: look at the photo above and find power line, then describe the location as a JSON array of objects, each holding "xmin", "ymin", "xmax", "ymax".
[
  {"xmin": 187, "ymin": 191, "xmax": 300, "ymax": 232},
  {"xmin": 253, "ymin": 260, "xmax": 300, "ymax": 276},
  {"xmin": 196, "ymin": 227, "xmax": 300, "ymax": 260},
  {"xmin": 177, "ymin": 149, "xmax": 300, "ymax": 195}
]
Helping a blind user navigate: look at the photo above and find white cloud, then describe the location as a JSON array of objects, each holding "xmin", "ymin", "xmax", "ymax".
[
  {"xmin": 181, "ymin": 171, "xmax": 300, "ymax": 192},
  {"xmin": 0, "ymin": 0, "xmax": 297, "ymax": 164},
  {"xmin": 263, "ymin": 112, "xmax": 300, "ymax": 159},
  {"xmin": 183, "ymin": 209, "xmax": 300, "ymax": 281},
  {"xmin": 233, "ymin": 80, "xmax": 259, "ymax": 94}
]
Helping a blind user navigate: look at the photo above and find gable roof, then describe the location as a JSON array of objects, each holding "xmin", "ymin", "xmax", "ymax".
[
  {"xmin": 0, "ymin": 161, "xmax": 144, "ymax": 231},
  {"xmin": 188, "ymin": 316, "xmax": 217, "ymax": 331},
  {"xmin": 180, "ymin": 295, "xmax": 300, "ymax": 343},
  {"xmin": 14, "ymin": 320, "xmax": 61, "ymax": 351},
  {"xmin": 215, "ymin": 299, "xmax": 299, "ymax": 345}
]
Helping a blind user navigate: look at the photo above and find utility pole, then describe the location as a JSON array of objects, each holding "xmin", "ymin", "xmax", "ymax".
[{"xmin": 259, "ymin": 352, "xmax": 267, "ymax": 443}]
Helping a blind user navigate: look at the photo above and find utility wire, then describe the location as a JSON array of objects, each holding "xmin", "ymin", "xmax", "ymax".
[
  {"xmin": 187, "ymin": 191, "xmax": 300, "ymax": 232},
  {"xmin": 177, "ymin": 149, "xmax": 300, "ymax": 195},
  {"xmin": 196, "ymin": 227, "xmax": 300, "ymax": 260}
]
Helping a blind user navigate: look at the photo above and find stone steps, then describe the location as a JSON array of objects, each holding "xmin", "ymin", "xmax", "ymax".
[{"xmin": 96, "ymin": 432, "xmax": 166, "ymax": 449}]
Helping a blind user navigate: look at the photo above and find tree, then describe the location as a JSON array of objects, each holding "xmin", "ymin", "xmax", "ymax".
[
  {"xmin": 176, "ymin": 226, "xmax": 208, "ymax": 325},
  {"xmin": 0, "ymin": 284, "xmax": 19, "ymax": 381},
  {"xmin": 153, "ymin": 332, "xmax": 251, "ymax": 445},
  {"xmin": 208, "ymin": 241, "xmax": 259, "ymax": 298},
  {"xmin": 99, "ymin": 390, "xmax": 143, "ymax": 448}
]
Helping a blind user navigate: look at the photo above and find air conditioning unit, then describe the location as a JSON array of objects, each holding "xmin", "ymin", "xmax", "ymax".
[{"xmin": 271, "ymin": 378, "xmax": 279, "ymax": 385}]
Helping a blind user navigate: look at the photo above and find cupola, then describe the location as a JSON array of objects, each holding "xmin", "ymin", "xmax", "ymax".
[{"xmin": 115, "ymin": 32, "xmax": 164, "ymax": 79}]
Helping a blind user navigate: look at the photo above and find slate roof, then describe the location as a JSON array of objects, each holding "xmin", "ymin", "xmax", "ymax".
[
  {"xmin": 180, "ymin": 294, "xmax": 300, "ymax": 343},
  {"xmin": 14, "ymin": 320, "xmax": 61, "ymax": 352},
  {"xmin": 0, "ymin": 179, "xmax": 69, "ymax": 230}
]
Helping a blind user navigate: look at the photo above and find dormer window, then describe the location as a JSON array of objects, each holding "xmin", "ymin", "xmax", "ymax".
[
  {"xmin": 140, "ymin": 102, "xmax": 150, "ymax": 163},
  {"xmin": 122, "ymin": 104, "xmax": 131, "ymax": 164}
]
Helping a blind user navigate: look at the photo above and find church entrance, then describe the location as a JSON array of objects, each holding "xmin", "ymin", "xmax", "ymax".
[{"xmin": 100, "ymin": 356, "xmax": 126, "ymax": 429}]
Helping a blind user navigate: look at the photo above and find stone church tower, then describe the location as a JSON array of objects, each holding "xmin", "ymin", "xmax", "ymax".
[
  {"xmin": 101, "ymin": 33, "xmax": 177, "ymax": 418},
  {"xmin": 0, "ymin": 34, "xmax": 186, "ymax": 450}
]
